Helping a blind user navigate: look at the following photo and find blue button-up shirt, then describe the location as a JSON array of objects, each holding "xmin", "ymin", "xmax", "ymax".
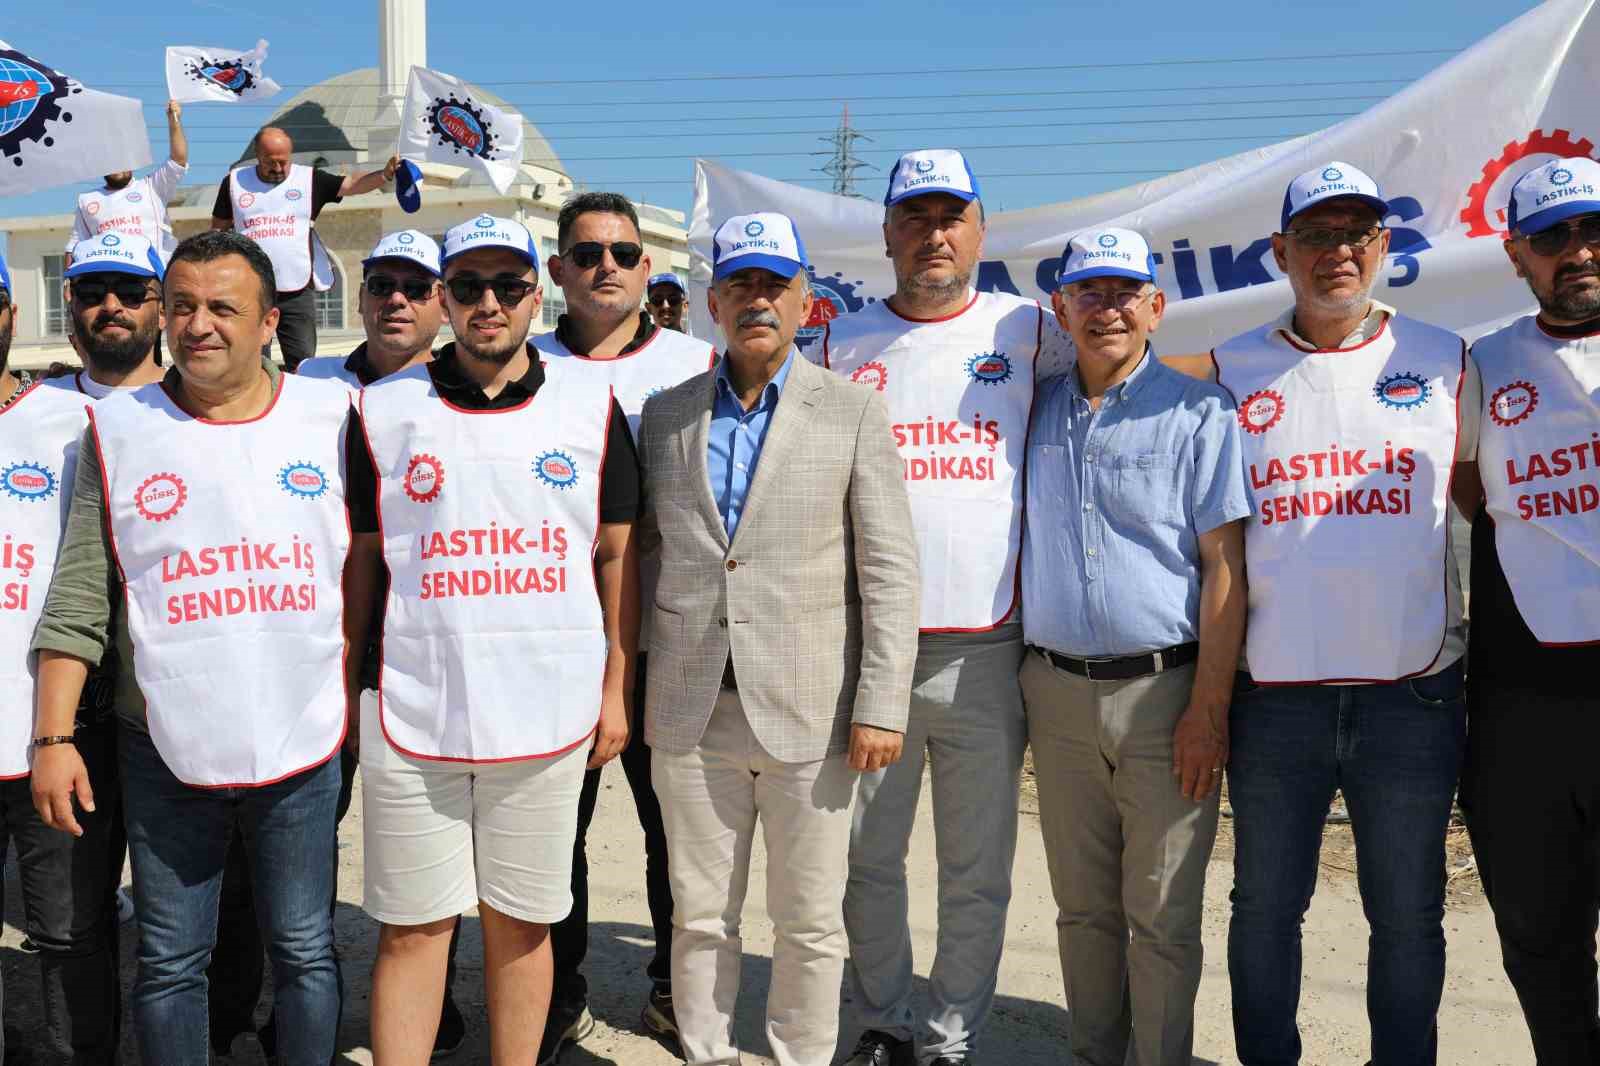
[
  {"xmin": 707, "ymin": 348, "xmax": 794, "ymax": 538},
  {"xmin": 1021, "ymin": 348, "xmax": 1252, "ymax": 657}
]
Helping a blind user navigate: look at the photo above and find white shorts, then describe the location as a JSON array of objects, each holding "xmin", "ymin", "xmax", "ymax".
[{"xmin": 359, "ymin": 691, "xmax": 589, "ymax": 926}]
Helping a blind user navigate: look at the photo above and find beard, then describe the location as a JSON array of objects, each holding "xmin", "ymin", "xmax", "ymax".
[
  {"xmin": 903, "ymin": 264, "xmax": 972, "ymax": 305},
  {"xmin": 72, "ymin": 312, "xmax": 160, "ymax": 374},
  {"xmin": 1535, "ymin": 264, "xmax": 1600, "ymax": 321},
  {"xmin": 0, "ymin": 314, "xmax": 12, "ymax": 375},
  {"xmin": 455, "ymin": 322, "xmax": 527, "ymax": 366},
  {"xmin": 104, "ymin": 173, "xmax": 132, "ymax": 190}
]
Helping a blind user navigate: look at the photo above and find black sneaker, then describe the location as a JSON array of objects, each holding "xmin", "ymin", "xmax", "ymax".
[
  {"xmin": 641, "ymin": 982, "xmax": 678, "ymax": 1042},
  {"xmin": 537, "ymin": 1000, "xmax": 595, "ymax": 1065},
  {"xmin": 841, "ymin": 1029, "xmax": 915, "ymax": 1066},
  {"xmin": 431, "ymin": 991, "xmax": 466, "ymax": 1059}
]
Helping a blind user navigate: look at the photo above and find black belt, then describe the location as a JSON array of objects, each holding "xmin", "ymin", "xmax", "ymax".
[{"xmin": 1031, "ymin": 641, "xmax": 1198, "ymax": 682}]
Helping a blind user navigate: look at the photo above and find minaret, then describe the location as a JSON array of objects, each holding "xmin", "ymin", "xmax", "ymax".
[{"xmin": 370, "ymin": 0, "xmax": 426, "ymax": 160}]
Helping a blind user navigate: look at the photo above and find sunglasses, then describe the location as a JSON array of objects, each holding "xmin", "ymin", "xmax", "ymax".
[
  {"xmin": 1522, "ymin": 215, "xmax": 1600, "ymax": 258},
  {"xmin": 71, "ymin": 277, "xmax": 157, "ymax": 307},
  {"xmin": 563, "ymin": 241, "xmax": 644, "ymax": 270},
  {"xmin": 1284, "ymin": 225, "xmax": 1385, "ymax": 250},
  {"xmin": 446, "ymin": 276, "xmax": 536, "ymax": 306},
  {"xmin": 648, "ymin": 292, "xmax": 685, "ymax": 308},
  {"xmin": 365, "ymin": 274, "xmax": 437, "ymax": 302}
]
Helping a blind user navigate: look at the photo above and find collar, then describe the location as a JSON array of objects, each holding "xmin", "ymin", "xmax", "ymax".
[
  {"xmin": 1068, "ymin": 344, "xmax": 1154, "ymax": 402},
  {"xmin": 428, "ymin": 342, "xmax": 545, "ymax": 407},
  {"xmin": 553, "ymin": 309, "xmax": 656, "ymax": 357},
  {"xmin": 344, "ymin": 342, "xmax": 379, "ymax": 387},
  {"xmin": 715, "ymin": 347, "xmax": 795, "ymax": 411},
  {"xmin": 1536, "ymin": 313, "xmax": 1600, "ymax": 339},
  {"xmin": 1275, "ymin": 297, "xmax": 1395, "ymax": 350}
]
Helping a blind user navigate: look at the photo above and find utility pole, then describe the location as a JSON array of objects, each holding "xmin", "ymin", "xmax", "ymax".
[{"xmin": 817, "ymin": 104, "xmax": 874, "ymax": 198}]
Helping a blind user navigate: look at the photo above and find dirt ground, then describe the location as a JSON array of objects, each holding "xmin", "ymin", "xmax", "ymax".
[{"xmin": 0, "ymin": 756, "xmax": 1530, "ymax": 1065}]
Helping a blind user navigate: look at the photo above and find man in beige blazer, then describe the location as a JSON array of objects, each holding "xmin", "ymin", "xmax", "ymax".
[{"xmin": 638, "ymin": 211, "xmax": 920, "ymax": 1066}]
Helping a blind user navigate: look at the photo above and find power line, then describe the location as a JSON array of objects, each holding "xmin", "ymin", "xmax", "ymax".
[{"xmin": 818, "ymin": 105, "xmax": 874, "ymax": 197}]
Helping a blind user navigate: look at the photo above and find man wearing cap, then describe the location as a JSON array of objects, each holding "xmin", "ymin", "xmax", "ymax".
[
  {"xmin": 1021, "ymin": 227, "xmax": 1248, "ymax": 1066},
  {"xmin": 533, "ymin": 191, "xmax": 713, "ymax": 1061},
  {"xmin": 299, "ymin": 228, "xmax": 444, "ymax": 389},
  {"xmin": 1213, "ymin": 162, "xmax": 1476, "ymax": 1066},
  {"xmin": 639, "ymin": 210, "xmax": 917, "ymax": 1066},
  {"xmin": 66, "ymin": 100, "xmax": 189, "ymax": 266},
  {"xmin": 0, "ymin": 238, "xmax": 158, "ymax": 1063},
  {"xmin": 29, "ymin": 229, "xmax": 365, "ymax": 1065},
  {"xmin": 648, "ymin": 272, "xmax": 690, "ymax": 333},
  {"xmin": 1455, "ymin": 156, "xmax": 1600, "ymax": 1063},
  {"xmin": 356, "ymin": 213, "xmax": 641, "ymax": 1064},
  {"xmin": 823, "ymin": 148, "xmax": 1040, "ymax": 1066},
  {"xmin": 210, "ymin": 125, "xmax": 399, "ymax": 370}
]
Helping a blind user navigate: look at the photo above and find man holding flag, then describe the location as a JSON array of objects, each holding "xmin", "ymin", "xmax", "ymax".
[{"xmin": 65, "ymin": 100, "xmax": 188, "ymax": 266}]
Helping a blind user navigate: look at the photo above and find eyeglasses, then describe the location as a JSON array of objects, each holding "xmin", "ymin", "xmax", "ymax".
[
  {"xmin": 445, "ymin": 276, "xmax": 536, "ymax": 306},
  {"xmin": 1284, "ymin": 225, "xmax": 1385, "ymax": 250},
  {"xmin": 1067, "ymin": 287, "xmax": 1156, "ymax": 313},
  {"xmin": 1521, "ymin": 215, "xmax": 1600, "ymax": 257},
  {"xmin": 648, "ymin": 292, "xmax": 684, "ymax": 308},
  {"xmin": 71, "ymin": 277, "xmax": 157, "ymax": 307},
  {"xmin": 562, "ymin": 241, "xmax": 644, "ymax": 270},
  {"xmin": 365, "ymin": 274, "xmax": 437, "ymax": 302}
]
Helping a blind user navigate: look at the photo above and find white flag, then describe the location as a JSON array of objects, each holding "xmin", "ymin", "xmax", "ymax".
[
  {"xmin": 166, "ymin": 39, "xmax": 281, "ymax": 104},
  {"xmin": 0, "ymin": 40, "xmax": 151, "ymax": 196},
  {"xmin": 399, "ymin": 66, "xmax": 524, "ymax": 196}
]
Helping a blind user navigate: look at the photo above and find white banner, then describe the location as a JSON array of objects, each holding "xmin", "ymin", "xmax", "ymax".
[
  {"xmin": 691, "ymin": 0, "xmax": 1600, "ymax": 356},
  {"xmin": 398, "ymin": 66, "xmax": 524, "ymax": 196},
  {"xmin": 0, "ymin": 40, "xmax": 150, "ymax": 196},
  {"xmin": 165, "ymin": 39, "xmax": 281, "ymax": 104}
]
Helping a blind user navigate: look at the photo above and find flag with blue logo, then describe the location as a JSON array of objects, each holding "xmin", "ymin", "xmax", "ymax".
[
  {"xmin": 165, "ymin": 39, "xmax": 282, "ymax": 105},
  {"xmin": 0, "ymin": 40, "xmax": 151, "ymax": 197},
  {"xmin": 398, "ymin": 66, "xmax": 525, "ymax": 196}
]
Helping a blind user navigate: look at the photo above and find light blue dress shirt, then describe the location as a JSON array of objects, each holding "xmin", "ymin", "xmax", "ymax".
[
  {"xmin": 1021, "ymin": 348, "xmax": 1252, "ymax": 657},
  {"xmin": 707, "ymin": 347, "xmax": 795, "ymax": 538}
]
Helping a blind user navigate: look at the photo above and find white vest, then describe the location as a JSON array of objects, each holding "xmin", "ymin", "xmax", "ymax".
[
  {"xmin": 74, "ymin": 179, "xmax": 176, "ymax": 261},
  {"xmin": 823, "ymin": 290, "xmax": 1040, "ymax": 631},
  {"xmin": 1214, "ymin": 314, "xmax": 1464, "ymax": 682},
  {"xmin": 92, "ymin": 374, "xmax": 352, "ymax": 786},
  {"xmin": 0, "ymin": 383, "xmax": 88, "ymax": 778},
  {"xmin": 229, "ymin": 164, "xmax": 333, "ymax": 293},
  {"xmin": 295, "ymin": 354, "xmax": 362, "ymax": 392},
  {"xmin": 1473, "ymin": 316, "xmax": 1600, "ymax": 644},
  {"xmin": 534, "ymin": 325, "xmax": 714, "ymax": 436},
  {"xmin": 360, "ymin": 366, "xmax": 612, "ymax": 762}
]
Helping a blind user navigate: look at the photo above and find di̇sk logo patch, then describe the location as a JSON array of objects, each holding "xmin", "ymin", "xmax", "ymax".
[
  {"xmin": 428, "ymin": 96, "xmax": 498, "ymax": 158},
  {"xmin": 238, "ymin": 192, "xmax": 256, "ymax": 209},
  {"xmin": 850, "ymin": 361, "xmax": 888, "ymax": 392},
  {"xmin": 403, "ymin": 453, "xmax": 443, "ymax": 503},
  {"xmin": 1374, "ymin": 371, "xmax": 1431, "ymax": 410},
  {"xmin": 1490, "ymin": 380, "xmax": 1539, "ymax": 427},
  {"xmin": 85, "ymin": 200, "xmax": 100, "ymax": 215},
  {"xmin": 278, "ymin": 461, "xmax": 328, "ymax": 499},
  {"xmin": 1238, "ymin": 389, "xmax": 1285, "ymax": 434},
  {"xmin": 1, "ymin": 461, "xmax": 56, "ymax": 502},
  {"xmin": 966, "ymin": 351, "xmax": 1013, "ymax": 386},
  {"xmin": 534, "ymin": 450, "xmax": 579, "ymax": 489},
  {"xmin": 134, "ymin": 473, "xmax": 187, "ymax": 522}
]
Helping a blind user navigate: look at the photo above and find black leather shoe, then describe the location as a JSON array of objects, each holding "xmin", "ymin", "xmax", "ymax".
[{"xmin": 840, "ymin": 1029, "xmax": 915, "ymax": 1066}]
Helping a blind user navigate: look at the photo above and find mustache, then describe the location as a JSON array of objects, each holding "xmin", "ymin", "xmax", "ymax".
[
  {"xmin": 93, "ymin": 312, "xmax": 138, "ymax": 332},
  {"xmin": 736, "ymin": 308, "xmax": 782, "ymax": 329},
  {"xmin": 1555, "ymin": 263, "xmax": 1600, "ymax": 284}
]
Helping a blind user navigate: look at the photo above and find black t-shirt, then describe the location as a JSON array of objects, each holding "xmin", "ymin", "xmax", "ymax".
[
  {"xmin": 554, "ymin": 309, "xmax": 657, "ymax": 356},
  {"xmin": 210, "ymin": 166, "xmax": 345, "ymax": 223}
]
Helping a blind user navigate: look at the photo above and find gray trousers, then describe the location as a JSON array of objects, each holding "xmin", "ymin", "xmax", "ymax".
[
  {"xmin": 1019, "ymin": 651, "xmax": 1219, "ymax": 1066},
  {"xmin": 843, "ymin": 625, "xmax": 1027, "ymax": 1062},
  {"xmin": 264, "ymin": 285, "xmax": 318, "ymax": 371}
]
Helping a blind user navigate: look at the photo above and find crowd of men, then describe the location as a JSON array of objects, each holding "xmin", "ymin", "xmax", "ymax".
[{"xmin": 0, "ymin": 128, "xmax": 1594, "ymax": 1066}]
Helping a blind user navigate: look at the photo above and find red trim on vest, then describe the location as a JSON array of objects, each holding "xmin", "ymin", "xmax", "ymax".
[
  {"xmin": 884, "ymin": 290, "xmax": 981, "ymax": 324},
  {"xmin": 160, "ymin": 371, "xmax": 285, "ymax": 425},
  {"xmin": 1276, "ymin": 313, "xmax": 1391, "ymax": 354}
]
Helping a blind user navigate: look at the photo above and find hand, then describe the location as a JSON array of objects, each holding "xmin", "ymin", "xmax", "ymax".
[
  {"xmin": 166, "ymin": 99, "xmax": 182, "ymax": 122},
  {"xmin": 588, "ymin": 691, "xmax": 629, "ymax": 769},
  {"xmin": 383, "ymin": 155, "xmax": 400, "ymax": 182},
  {"xmin": 30, "ymin": 744, "xmax": 94, "ymax": 837},
  {"xmin": 1172, "ymin": 703, "xmax": 1227, "ymax": 803},
  {"xmin": 848, "ymin": 724, "xmax": 904, "ymax": 773}
]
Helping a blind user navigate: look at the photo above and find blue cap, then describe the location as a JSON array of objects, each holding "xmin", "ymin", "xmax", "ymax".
[
  {"xmin": 362, "ymin": 229, "xmax": 442, "ymax": 276},
  {"xmin": 394, "ymin": 159, "xmax": 424, "ymax": 215},
  {"xmin": 884, "ymin": 149, "xmax": 980, "ymax": 207},
  {"xmin": 65, "ymin": 232, "xmax": 164, "ymax": 281},
  {"xmin": 441, "ymin": 214, "xmax": 540, "ymax": 274},
  {"xmin": 0, "ymin": 251, "xmax": 9, "ymax": 295},
  {"xmin": 1056, "ymin": 227, "xmax": 1157, "ymax": 287},
  {"xmin": 711, "ymin": 213, "xmax": 807, "ymax": 282},
  {"xmin": 1507, "ymin": 157, "xmax": 1600, "ymax": 235},
  {"xmin": 1280, "ymin": 162, "xmax": 1388, "ymax": 231},
  {"xmin": 647, "ymin": 272, "xmax": 686, "ymax": 293}
]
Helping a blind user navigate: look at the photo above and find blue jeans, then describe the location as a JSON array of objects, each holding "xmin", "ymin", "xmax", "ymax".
[
  {"xmin": 1226, "ymin": 661, "xmax": 1465, "ymax": 1066},
  {"xmin": 120, "ymin": 727, "xmax": 341, "ymax": 1066}
]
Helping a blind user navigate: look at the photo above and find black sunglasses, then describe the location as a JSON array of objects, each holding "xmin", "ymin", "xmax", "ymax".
[
  {"xmin": 446, "ymin": 276, "xmax": 535, "ymax": 306},
  {"xmin": 563, "ymin": 241, "xmax": 644, "ymax": 270},
  {"xmin": 1523, "ymin": 215, "xmax": 1600, "ymax": 257},
  {"xmin": 648, "ymin": 292, "xmax": 684, "ymax": 308},
  {"xmin": 71, "ymin": 277, "xmax": 157, "ymax": 307},
  {"xmin": 365, "ymin": 274, "xmax": 437, "ymax": 302}
]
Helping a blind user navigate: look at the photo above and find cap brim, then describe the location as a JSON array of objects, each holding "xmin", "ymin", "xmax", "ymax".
[
  {"xmin": 65, "ymin": 260, "xmax": 160, "ymax": 281},
  {"xmin": 712, "ymin": 254, "xmax": 802, "ymax": 282},
  {"xmin": 1514, "ymin": 198, "xmax": 1600, "ymax": 236},
  {"xmin": 649, "ymin": 278, "xmax": 686, "ymax": 293},
  {"xmin": 886, "ymin": 186, "xmax": 979, "ymax": 207},
  {"xmin": 1057, "ymin": 265, "xmax": 1154, "ymax": 287},
  {"xmin": 442, "ymin": 245, "xmax": 540, "ymax": 275},
  {"xmin": 1285, "ymin": 193, "xmax": 1389, "ymax": 228},
  {"xmin": 362, "ymin": 254, "xmax": 441, "ymax": 277}
]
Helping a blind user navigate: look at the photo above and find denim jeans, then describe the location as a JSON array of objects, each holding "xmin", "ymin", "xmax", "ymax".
[
  {"xmin": 120, "ymin": 727, "xmax": 341, "ymax": 1066},
  {"xmin": 1226, "ymin": 661, "xmax": 1466, "ymax": 1066}
]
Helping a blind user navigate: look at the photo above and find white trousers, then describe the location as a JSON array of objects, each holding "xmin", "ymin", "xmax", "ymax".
[{"xmin": 654, "ymin": 688, "xmax": 857, "ymax": 1066}]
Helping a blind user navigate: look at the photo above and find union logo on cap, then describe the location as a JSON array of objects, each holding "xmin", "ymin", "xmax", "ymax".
[
  {"xmin": 396, "ymin": 232, "xmax": 415, "ymax": 245},
  {"xmin": 1322, "ymin": 166, "xmax": 1344, "ymax": 182},
  {"xmin": 1097, "ymin": 233, "xmax": 1118, "ymax": 248},
  {"xmin": 474, "ymin": 215, "xmax": 496, "ymax": 229},
  {"xmin": 101, "ymin": 233, "xmax": 121, "ymax": 247},
  {"xmin": 1552, "ymin": 167, "xmax": 1575, "ymax": 186},
  {"xmin": 744, "ymin": 220, "xmax": 765, "ymax": 238},
  {"xmin": 914, "ymin": 158, "xmax": 935, "ymax": 174}
]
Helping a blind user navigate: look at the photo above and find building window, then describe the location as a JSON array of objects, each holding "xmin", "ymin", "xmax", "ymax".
[
  {"xmin": 542, "ymin": 291, "xmax": 566, "ymax": 329},
  {"xmin": 43, "ymin": 254, "xmax": 68, "ymax": 335},
  {"xmin": 315, "ymin": 259, "xmax": 345, "ymax": 330}
]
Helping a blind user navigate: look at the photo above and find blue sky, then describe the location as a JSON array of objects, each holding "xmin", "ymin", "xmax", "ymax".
[{"xmin": 3, "ymin": 0, "xmax": 1544, "ymax": 226}]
